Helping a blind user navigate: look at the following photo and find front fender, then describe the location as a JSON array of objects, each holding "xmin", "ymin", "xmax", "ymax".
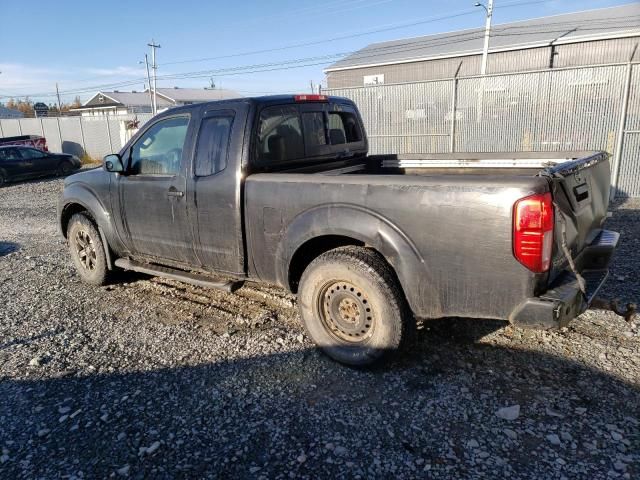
[
  {"xmin": 276, "ymin": 204, "xmax": 442, "ymax": 318},
  {"xmin": 58, "ymin": 182, "xmax": 125, "ymax": 255}
]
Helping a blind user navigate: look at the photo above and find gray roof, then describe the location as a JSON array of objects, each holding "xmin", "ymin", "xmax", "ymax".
[
  {"xmin": 326, "ymin": 3, "xmax": 640, "ymax": 71},
  {"xmin": 0, "ymin": 106, "xmax": 24, "ymax": 118},
  {"xmin": 82, "ymin": 91, "xmax": 172, "ymax": 108},
  {"xmin": 80, "ymin": 88, "xmax": 242, "ymax": 110},
  {"xmin": 109, "ymin": 91, "xmax": 172, "ymax": 107},
  {"xmin": 155, "ymin": 88, "xmax": 242, "ymax": 102}
]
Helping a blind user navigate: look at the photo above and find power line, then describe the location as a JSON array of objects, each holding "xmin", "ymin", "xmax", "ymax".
[
  {"xmin": 159, "ymin": 0, "xmax": 549, "ymax": 67},
  {"xmin": 3, "ymin": 13, "xmax": 637, "ymax": 100},
  {"xmin": 150, "ymin": 19, "xmax": 640, "ymax": 80},
  {"xmin": 5, "ymin": 7, "xmax": 629, "ymax": 98},
  {"xmin": 220, "ymin": 0, "xmax": 394, "ymax": 29},
  {"xmin": 160, "ymin": 9, "xmax": 481, "ymax": 66}
]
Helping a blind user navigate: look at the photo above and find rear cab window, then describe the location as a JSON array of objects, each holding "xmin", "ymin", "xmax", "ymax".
[{"xmin": 254, "ymin": 101, "xmax": 365, "ymax": 167}]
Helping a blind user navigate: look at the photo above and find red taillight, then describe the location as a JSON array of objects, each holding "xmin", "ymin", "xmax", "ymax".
[
  {"xmin": 513, "ymin": 192, "xmax": 554, "ymax": 273},
  {"xmin": 294, "ymin": 94, "xmax": 328, "ymax": 102}
]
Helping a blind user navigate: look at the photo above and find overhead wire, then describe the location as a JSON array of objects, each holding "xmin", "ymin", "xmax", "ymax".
[{"xmin": 2, "ymin": 10, "xmax": 637, "ymax": 100}]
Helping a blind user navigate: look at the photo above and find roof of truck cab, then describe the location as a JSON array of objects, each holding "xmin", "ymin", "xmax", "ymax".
[{"xmin": 163, "ymin": 95, "xmax": 355, "ymax": 114}]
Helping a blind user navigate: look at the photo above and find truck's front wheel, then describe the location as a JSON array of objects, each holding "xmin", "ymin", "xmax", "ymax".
[
  {"xmin": 298, "ymin": 246, "xmax": 414, "ymax": 366},
  {"xmin": 67, "ymin": 213, "xmax": 109, "ymax": 286}
]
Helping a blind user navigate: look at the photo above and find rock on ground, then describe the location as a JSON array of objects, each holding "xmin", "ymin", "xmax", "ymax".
[{"xmin": 0, "ymin": 176, "xmax": 638, "ymax": 479}]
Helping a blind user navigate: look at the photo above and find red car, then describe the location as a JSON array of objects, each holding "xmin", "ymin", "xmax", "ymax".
[{"xmin": 0, "ymin": 135, "xmax": 49, "ymax": 152}]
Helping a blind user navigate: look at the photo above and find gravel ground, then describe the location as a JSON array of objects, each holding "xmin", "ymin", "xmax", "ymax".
[{"xmin": 0, "ymin": 175, "xmax": 638, "ymax": 479}]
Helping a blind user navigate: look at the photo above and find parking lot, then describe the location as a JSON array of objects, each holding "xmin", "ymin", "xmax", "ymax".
[{"xmin": 0, "ymin": 174, "xmax": 638, "ymax": 479}]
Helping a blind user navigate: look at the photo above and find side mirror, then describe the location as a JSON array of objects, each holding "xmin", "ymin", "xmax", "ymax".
[{"xmin": 104, "ymin": 154, "xmax": 123, "ymax": 173}]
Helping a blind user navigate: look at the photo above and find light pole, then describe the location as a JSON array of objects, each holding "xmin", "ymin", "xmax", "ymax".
[{"xmin": 475, "ymin": 0, "xmax": 494, "ymax": 75}]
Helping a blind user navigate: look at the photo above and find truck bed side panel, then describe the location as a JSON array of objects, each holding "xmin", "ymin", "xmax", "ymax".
[{"xmin": 245, "ymin": 173, "xmax": 549, "ymax": 320}]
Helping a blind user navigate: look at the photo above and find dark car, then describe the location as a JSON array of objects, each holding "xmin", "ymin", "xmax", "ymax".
[
  {"xmin": 0, "ymin": 146, "xmax": 81, "ymax": 186},
  {"xmin": 58, "ymin": 95, "xmax": 619, "ymax": 366}
]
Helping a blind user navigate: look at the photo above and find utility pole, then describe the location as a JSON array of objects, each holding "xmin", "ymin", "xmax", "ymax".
[
  {"xmin": 475, "ymin": 0, "xmax": 494, "ymax": 75},
  {"xmin": 55, "ymin": 83, "xmax": 63, "ymax": 116},
  {"xmin": 140, "ymin": 54, "xmax": 154, "ymax": 114},
  {"xmin": 148, "ymin": 39, "xmax": 161, "ymax": 115},
  {"xmin": 310, "ymin": 80, "xmax": 315, "ymax": 94},
  {"xmin": 474, "ymin": 0, "xmax": 494, "ymax": 123}
]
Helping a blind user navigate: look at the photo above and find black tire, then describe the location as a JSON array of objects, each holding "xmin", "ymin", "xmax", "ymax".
[
  {"xmin": 67, "ymin": 213, "xmax": 109, "ymax": 285},
  {"xmin": 57, "ymin": 160, "xmax": 73, "ymax": 176},
  {"xmin": 0, "ymin": 171, "xmax": 5, "ymax": 188},
  {"xmin": 298, "ymin": 246, "xmax": 414, "ymax": 366}
]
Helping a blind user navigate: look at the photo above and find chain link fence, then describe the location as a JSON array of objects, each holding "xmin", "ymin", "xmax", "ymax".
[
  {"xmin": 1, "ymin": 64, "xmax": 638, "ymax": 196},
  {"xmin": 327, "ymin": 62, "xmax": 640, "ymax": 197}
]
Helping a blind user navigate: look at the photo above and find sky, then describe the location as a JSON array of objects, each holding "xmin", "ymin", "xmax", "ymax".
[{"xmin": 0, "ymin": 0, "xmax": 634, "ymax": 104}]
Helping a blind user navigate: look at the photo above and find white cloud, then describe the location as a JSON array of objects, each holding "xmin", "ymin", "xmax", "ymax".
[
  {"xmin": 0, "ymin": 63, "xmax": 146, "ymax": 102},
  {"xmin": 0, "ymin": 63, "xmax": 66, "ymax": 90},
  {"xmin": 82, "ymin": 66, "xmax": 146, "ymax": 77}
]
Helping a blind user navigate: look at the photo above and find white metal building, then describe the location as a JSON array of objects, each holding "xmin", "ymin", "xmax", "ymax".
[{"xmin": 325, "ymin": 3, "xmax": 640, "ymax": 88}]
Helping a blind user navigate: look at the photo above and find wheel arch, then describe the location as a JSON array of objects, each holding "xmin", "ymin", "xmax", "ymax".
[
  {"xmin": 58, "ymin": 185, "xmax": 123, "ymax": 269},
  {"xmin": 60, "ymin": 201, "xmax": 91, "ymax": 238},
  {"xmin": 278, "ymin": 204, "xmax": 441, "ymax": 317}
]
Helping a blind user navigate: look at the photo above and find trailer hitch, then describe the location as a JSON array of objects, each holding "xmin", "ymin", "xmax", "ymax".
[{"xmin": 590, "ymin": 297, "xmax": 637, "ymax": 323}]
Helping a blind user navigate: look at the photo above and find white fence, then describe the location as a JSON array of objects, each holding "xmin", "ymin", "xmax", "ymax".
[
  {"xmin": 0, "ymin": 114, "xmax": 153, "ymax": 160},
  {"xmin": 327, "ymin": 62, "xmax": 640, "ymax": 198}
]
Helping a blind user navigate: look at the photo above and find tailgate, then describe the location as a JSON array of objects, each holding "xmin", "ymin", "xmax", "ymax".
[{"xmin": 545, "ymin": 152, "xmax": 611, "ymax": 281}]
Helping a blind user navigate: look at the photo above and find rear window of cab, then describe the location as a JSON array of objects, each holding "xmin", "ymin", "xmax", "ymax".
[{"xmin": 255, "ymin": 104, "xmax": 364, "ymax": 166}]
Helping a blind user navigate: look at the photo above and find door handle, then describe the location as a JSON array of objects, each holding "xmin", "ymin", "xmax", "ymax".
[{"xmin": 167, "ymin": 189, "xmax": 184, "ymax": 198}]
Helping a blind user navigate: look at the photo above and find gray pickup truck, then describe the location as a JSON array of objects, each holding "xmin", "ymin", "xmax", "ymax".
[{"xmin": 58, "ymin": 94, "xmax": 619, "ymax": 365}]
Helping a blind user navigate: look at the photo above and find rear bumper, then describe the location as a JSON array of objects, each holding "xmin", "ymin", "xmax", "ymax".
[{"xmin": 510, "ymin": 229, "xmax": 619, "ymax": 329}]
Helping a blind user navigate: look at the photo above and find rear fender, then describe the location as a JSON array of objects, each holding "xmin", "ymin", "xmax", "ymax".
[{"xmin": 277, "ymin": 204, "xmax": 441, "ymax": 317}]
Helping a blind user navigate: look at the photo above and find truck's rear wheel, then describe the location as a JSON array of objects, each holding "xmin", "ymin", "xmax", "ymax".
[
  {"xmin": 67, "ymin": 213, "xmax": 109, "ymax": 286},
  {"xmin": 298, "ymin": 246, "xmax": 414, "ymax": 366}
]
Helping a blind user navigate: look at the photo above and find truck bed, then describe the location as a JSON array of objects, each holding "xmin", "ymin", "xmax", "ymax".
[{"xmin": 246, "ymin": 150, "xmax": 611, "ymax": 324}]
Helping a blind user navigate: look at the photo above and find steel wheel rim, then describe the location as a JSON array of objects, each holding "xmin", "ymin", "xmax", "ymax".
[
  {"xmin": 318, "ymin": 280, "xmax": 375, "ymax": 343},
  {"xmin": 74, "ymin": 230, "xmax": 97, "ymax": 271}
]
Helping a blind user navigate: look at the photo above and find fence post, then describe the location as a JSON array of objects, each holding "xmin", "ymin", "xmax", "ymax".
[
  {"xmin": 78, "ymin": 117, "xmax": 87, "ymax": 155},
  {"xmin": 449, "ymin": 77, "xmax": 458, "ymax": 153},
  {"xmin": 40, "ymin": 118, "xmax": 45, "ymax": 136},
  {"xmin": 0, "ymin": 120, "xmax": 4, "ymax": 137},
  {"xmin": 610, "ymin": 62, "xmax": 634, "ymax": 201},
  {"xmin": 105, "ymin": 117, "xmax": 114, "ymax": 154},
  {"xmin": 56, "ymin": 117, "xmax": 63, "ymax": 152},
  {"xmin": 18, "ymin": 119, "xmax": 23, "ymax": 135}
]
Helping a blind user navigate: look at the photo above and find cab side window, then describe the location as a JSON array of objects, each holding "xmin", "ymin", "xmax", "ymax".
[
  {"xmin": 194, "ymin": 115, "xmax": 233, "ymax": 177},
  {"xmin": 130, "ymin": 116, "xmax": 189, "ymax": 175}
]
